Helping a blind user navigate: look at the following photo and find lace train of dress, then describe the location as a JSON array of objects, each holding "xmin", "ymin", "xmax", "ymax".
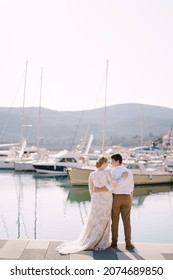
[{"xmin": 56, "ymin": 192, "xmax": 112, "ymax": 254}]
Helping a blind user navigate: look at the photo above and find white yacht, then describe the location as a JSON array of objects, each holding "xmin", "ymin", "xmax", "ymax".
[
  {"xmin": 32, "ymin": 150, "xmax": 88, "ymax": 176},
  {"xmin": 68, "ymin": 161, "xmax": 173, "ymax": 186}
]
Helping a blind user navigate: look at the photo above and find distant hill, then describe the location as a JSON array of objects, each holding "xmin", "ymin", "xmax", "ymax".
[{"xmin": 0, "ymin": 103, "xmax": 173, "ymax": 150}]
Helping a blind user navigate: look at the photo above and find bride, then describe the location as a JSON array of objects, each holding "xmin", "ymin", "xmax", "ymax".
[{"xmin": 55, "ymin": 156, "xmax": 127, "ymax": 254}]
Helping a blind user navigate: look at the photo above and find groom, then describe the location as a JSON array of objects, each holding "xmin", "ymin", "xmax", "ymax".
[{"xmin": 110, "ymin": 153, "xmax": 134, "ymax": 250}]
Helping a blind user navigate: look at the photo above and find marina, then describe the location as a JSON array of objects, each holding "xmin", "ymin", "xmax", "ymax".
[{"xmin": 1, "ymin": 0, "xmax": 173, "ymax": 267}]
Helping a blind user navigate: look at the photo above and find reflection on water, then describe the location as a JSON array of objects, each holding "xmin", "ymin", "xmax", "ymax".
[
  {"xmin": 133, "ymin": 185, "xmax": 173, "ymax": 206},
  {"xmin": 0, "ymin": 170, "xmax": 173, "ymax": 243}
]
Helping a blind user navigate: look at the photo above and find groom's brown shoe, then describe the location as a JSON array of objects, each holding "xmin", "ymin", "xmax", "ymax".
[
  {"xmin": 126, "ymin": 243, "xmax": 135, "ymax": 250},
  {"xmin": 110, "ymin": 243, "xmax": 117, "ymax": 249}
]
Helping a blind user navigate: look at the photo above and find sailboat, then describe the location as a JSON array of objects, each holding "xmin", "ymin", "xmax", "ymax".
[
  {"xmin": 14, "ymin": 67, "xmax": 49, "ymax": 172},
  {"xmin": 0, "ymin": 147, "xmax": 17, "ymax": 169},
  {"xmin": 0, "ymin": 61, "xmax": 30, "ymax": 170}
]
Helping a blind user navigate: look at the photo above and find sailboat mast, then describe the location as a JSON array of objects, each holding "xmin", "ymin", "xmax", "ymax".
[
  {"xmin": 36, "ymin": 68, "xmax": 43, "ymax": 149},
  {"xmin": 140, "ymin": 104, "xmax": 144, "ymax": 148},
  {"xmin": 102, "ymin": 60, "xmax": 109, "ymax": 153},
  {"xmin": 21, "ymin": 60, "xmax": 28, "ymax": 141}
]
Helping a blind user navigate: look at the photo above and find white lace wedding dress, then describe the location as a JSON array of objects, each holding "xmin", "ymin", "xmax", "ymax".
[{"xmin": 56, "ymin": 169, "xmax": 113, "ymax": 254}]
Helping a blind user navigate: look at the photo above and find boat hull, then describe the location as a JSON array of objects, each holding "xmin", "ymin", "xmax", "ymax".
[
  {"xmin": 133, "ymin": 173, "xmax": 172, "ymax": 185},
  {"xmin": 0, "ymin": 160, "xmax": 14, "ymax": 170},
  {"xmin": 68, "ymin": 167, "xmax": 94, "ymax": 185},
  {"xmin": 33, "ymin": 164, "xmax": 68, "ymax": 176},
  {"xmin": 14, "ymin": 161, "xmax": 35, "ymax": 172},
  {"xmin": 68, "ymin": 168, "xmax": 173, "ymax": 186}
]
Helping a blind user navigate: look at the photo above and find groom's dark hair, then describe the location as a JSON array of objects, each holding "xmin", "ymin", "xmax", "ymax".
[{"xmin": 111, "ymin": 154, "xmax": 122, "ymax": 164}]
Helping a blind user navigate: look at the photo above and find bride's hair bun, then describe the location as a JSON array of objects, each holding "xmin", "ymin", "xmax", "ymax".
[{"xmin": 96, "ymin": 156, "xmax": 108, "ymax": 168}]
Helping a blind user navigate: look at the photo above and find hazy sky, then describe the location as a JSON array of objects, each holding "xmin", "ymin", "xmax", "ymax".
[{"xmin": 0, "ymin": 0, "xmax": 173, "ymax": 111}]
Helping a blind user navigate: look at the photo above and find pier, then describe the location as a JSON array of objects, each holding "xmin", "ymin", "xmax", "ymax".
[{"xmin": 0, "ymin": 239, "xmax": 173, "ymax": 260}]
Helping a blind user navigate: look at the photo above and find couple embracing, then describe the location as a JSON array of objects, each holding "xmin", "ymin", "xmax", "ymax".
[{"xmin": 56, "ymin": 153, "xmax": 135, "ymax": 255}]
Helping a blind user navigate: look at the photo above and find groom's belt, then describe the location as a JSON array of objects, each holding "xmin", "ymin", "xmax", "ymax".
[{"xmin": 113, "ymin": 194, "xmax": 130, "ymax": 196}]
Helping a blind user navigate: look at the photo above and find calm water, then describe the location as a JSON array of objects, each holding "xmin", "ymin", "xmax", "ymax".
[{"xmin": 0, "ymin": 170, "xmax": 173, "ymax": 244}]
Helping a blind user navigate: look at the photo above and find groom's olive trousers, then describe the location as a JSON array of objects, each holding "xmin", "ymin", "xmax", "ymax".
[{"xmin": 111, "ymin": 194, "xmax": 132, "ymax": 246}]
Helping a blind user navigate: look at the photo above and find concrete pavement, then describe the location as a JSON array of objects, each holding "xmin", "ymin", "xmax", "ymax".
[{"xmin": 0, "ymin": 239, "xmax": 173, "ymax": 260}]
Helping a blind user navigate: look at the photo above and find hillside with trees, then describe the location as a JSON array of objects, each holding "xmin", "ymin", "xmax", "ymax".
[{"xmin": 0, "ymin": 103, "xmax": 173, "ymax": 150}]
